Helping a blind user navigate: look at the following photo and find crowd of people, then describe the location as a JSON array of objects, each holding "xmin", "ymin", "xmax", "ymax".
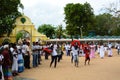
[
  {"xmin": 64, "ymin": 41, "xmax": 120, "ymax": 67},
  {"xmin": 0, "ymin": 41, "xmax": 65, "ymax": 80},
  {"xmin": 0, "ymin": 40, "xmax": 120, "ymax": 80}
]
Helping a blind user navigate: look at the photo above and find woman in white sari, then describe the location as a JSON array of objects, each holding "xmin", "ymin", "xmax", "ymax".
[
  {"xmin": 108, "ymin": 43, "xmax": 112, "ymax": 57},
  {"xmin": 12, "ymin": 46, "xmax": 18, "ymax": 76},
  {"xmin": 99, "ymin": 42, "xmax": 105, "ymax": 59}
]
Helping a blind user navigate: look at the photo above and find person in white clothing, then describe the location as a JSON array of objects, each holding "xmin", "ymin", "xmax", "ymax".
[
  {"xmin": 65, "ymin": 44, "xmax": 70, "ymax": 56},
  {"xmin": 32, "ymin": 42, "xmax": 38, "ymax": 67},
  {"xmin": 50, "ymin": 44, "xmax": 58, "ymax": 68},
  {"xmin": 38, "ymin": 43, "xmax": 42, "ymax": 64},
  {"xmin": 17, "ymin": 44, "xmax": 24, "ymax": 73},
  {"xmin": 99, "ymin": 42, "xmax": 105, "ymax": 59},
  {"xmin": 0, "ymin": 52, "xmax": 4, "ymax": 80},
  {"xmin": 22, "ymin": 42, "xmax": 31, "ymax": 69},
  {"xmin": 71, "ymin": 45, "xmax": 79, "ymax": 67},
  {"xmin": 117, "ymin": 42, "xmax": 120, "ymax": 55},
  {"xmin": 104, "ymin": 44, "xmax": 108, "ymax": 56},
  {"xmin": 12, "ymin": 45, "xmax": 18, "ymax": 76},
  {"xmin": 97, "ymin": 44, "xmax": 100, "ymax": 54},
  {"xmin": 108, "ymin": 43, "xmax": 112, "ymax": 57}
]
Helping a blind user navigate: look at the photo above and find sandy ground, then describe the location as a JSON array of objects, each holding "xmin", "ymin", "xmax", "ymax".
[{"xmin": 18, "ymin": 49, "xmax": 120, "ymax": 80}]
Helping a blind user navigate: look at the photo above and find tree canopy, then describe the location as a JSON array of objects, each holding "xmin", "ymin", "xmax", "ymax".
[
  {"xmin": 55, "ymin": 24, "xmax": 66, "ymax": 39},
  {"xmin": 94, "ymin": 1, "xmax": 120, "ymax": 36},
  {"xmin": 0, "ymin": 0, "xmax": 23, "ymax": 36},
  {"xmin": 64, "ymin": 2, "xmax": 95, "ymax": 38},
  {"xmin": 37, "ymin": 24, "xmax": 56, "ymax": 39}
]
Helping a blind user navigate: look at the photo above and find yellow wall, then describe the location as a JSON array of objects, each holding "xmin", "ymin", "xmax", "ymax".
[{"xmin": 0, "ymin": 14, "xmax": 48, "ymax": 44}]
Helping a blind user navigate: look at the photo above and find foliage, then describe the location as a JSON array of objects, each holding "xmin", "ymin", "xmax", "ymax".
[
  {"xmin": 2, "ymin": 38, "xmax": 11, "ymax": 44},
  {"xmin": 64, "ymin": 2, "xmax": 95, "ymax": 37},
  {"xmin": 55, "ymin": 24, "xmax": 64, "ymax": 39},
  {"xmin": 95, "ymin": 14, "xmax": 120, "ymax": 36},
  {"xmin": 37, "ymin": 24, "xmax": 56, "ymax": 38},
  {"xmin": 95, "ymin": 13, "xmax": 112, "ymax": 35},
  {"xmin": 95, "ymin": 0, "xmax": 120, "ymax": 36},
  {"xmin": 16, "ymin": 32, "xmax": 23, "ymax": 42},
  {"xmin": 0, "ymin": 0, "xmax": 23, "ymax": 36},
  {"xmin": 96, "ymin": 1, "xmax": 120, "ymax": 36}
]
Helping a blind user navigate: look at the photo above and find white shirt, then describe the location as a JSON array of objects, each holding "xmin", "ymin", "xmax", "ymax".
[
  {"xmin": 65, "ymin": 44, "xmax": 70, "ymax": 50},
  {"xmin": 108, "ymin": 43, "xmax": 112, "ymax": 49},
  {"xmin": 22, "ymin": 44, "xmax": 27, "ymax": 54},
  {"xmin": 99, "ymin": 45, "xmax": 105, "ymax": 53},
  {"xmin": 51, "ymin": 45, "xmax": 58, "ymax": 56},
  {"xmin": 117, "ymin": 44, "xmax": 120, "ymax": 49},
  {"xmin": 10, "ymin": 47, "xmax": 14, "ymax": 53},
  {"xmin": 71, "ymin": 46, "xmax": 79, "ymax": 56},
  {"xmin": 0, "ymin": 54, "xmax": 4, "ymax": 71}
]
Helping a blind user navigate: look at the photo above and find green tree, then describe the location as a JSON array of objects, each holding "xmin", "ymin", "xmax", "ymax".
[
  {"xmin": 66, "ymin": 24, "xmax": 76, "ymax": 39},
  {"xmin": 37, "ymin": 24, "xmax": 56, "ymax": 39},
  {"xmin": 16, "ymin": 32, "xmax": 23, "ymax": 42},
  {"xmin": 0, "ymin": 0, "xmax": 23, "ymax": 36},
  {"xmin": 95, "ymin": 14, "xmax": 120, "ymax": 36},
  {"xmin": 64, "ymin": 2, "xmax": 95, "ymax": 38},
  {"xmin": 95, "ymin": 13, "xmax": 113, "ymax": 35},
  {"xmin": 55, "ymin": 24, "xmax": 64, "ymax": 39},
  {"xmin": 98, "ymin": 0, "xmax": 120, "ymax": 36}
]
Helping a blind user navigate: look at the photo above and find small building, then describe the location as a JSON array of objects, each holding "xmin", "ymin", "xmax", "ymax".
[{"xmin": 0, "ymin": 14, "xmax": 48, "ymax": 44}]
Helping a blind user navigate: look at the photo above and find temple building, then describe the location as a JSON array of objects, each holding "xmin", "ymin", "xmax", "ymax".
[{"xmin": 0, "ymin": 14, "xmax": 48, "ymax": 44}]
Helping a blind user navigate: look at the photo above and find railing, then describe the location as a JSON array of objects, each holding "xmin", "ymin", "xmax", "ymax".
[{"xmin": 46, "ymin": 36, "xmax": 120, "ymax": 42}]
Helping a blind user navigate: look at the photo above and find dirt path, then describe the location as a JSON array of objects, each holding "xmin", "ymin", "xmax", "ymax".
[{"xmin": 18, "ymin": 49, "xmax": 120, "ymax": 80}]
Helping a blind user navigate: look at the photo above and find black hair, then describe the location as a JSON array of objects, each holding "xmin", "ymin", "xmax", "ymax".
[{"xmin": 74, "ymin": 45, "xmax": 78, "ymax": 50}]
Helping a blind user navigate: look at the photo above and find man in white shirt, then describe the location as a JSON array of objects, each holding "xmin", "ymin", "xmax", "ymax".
[
  {"xmin": 71, "ymin": 45, "xmax": 79, "ymax": 67},
  {"xmin": 108, "ymin": 43, "xmax": 112, "ymax": 57},
  {"xmin": 117, "ymin": 42, "xmax": 120, "ymax": 55},
  {"xmin": 22, "ymin": 42, "xmax": 31, "ymax": 69},
  {"xmin": 50, "ymin": 44, "xmax": 58, "ymax": 68}
]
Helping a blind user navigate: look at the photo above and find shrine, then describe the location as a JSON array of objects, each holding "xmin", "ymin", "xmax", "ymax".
[{"xmin": 0, "ymin": 14, "xmax": 48, "ymax": 44}]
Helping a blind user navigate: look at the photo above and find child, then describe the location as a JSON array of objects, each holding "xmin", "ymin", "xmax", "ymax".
[
  {"xmin": 72, "ymin": 45, "xmax": 79, "ymax": 67},
  {"xmin": 84, "ymin": 47, "xmax": 90, "ymax": 65}
]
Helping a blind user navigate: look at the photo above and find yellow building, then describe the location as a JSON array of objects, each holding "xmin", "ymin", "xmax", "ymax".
[{"xmin": 0, "ymin": 14, "xmax": 48, "ymax": 44}]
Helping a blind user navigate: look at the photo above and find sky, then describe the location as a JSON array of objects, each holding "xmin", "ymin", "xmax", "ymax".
[{"xmin": 20, "ymin": 0, "xmax": 117, "ymax": 29}]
